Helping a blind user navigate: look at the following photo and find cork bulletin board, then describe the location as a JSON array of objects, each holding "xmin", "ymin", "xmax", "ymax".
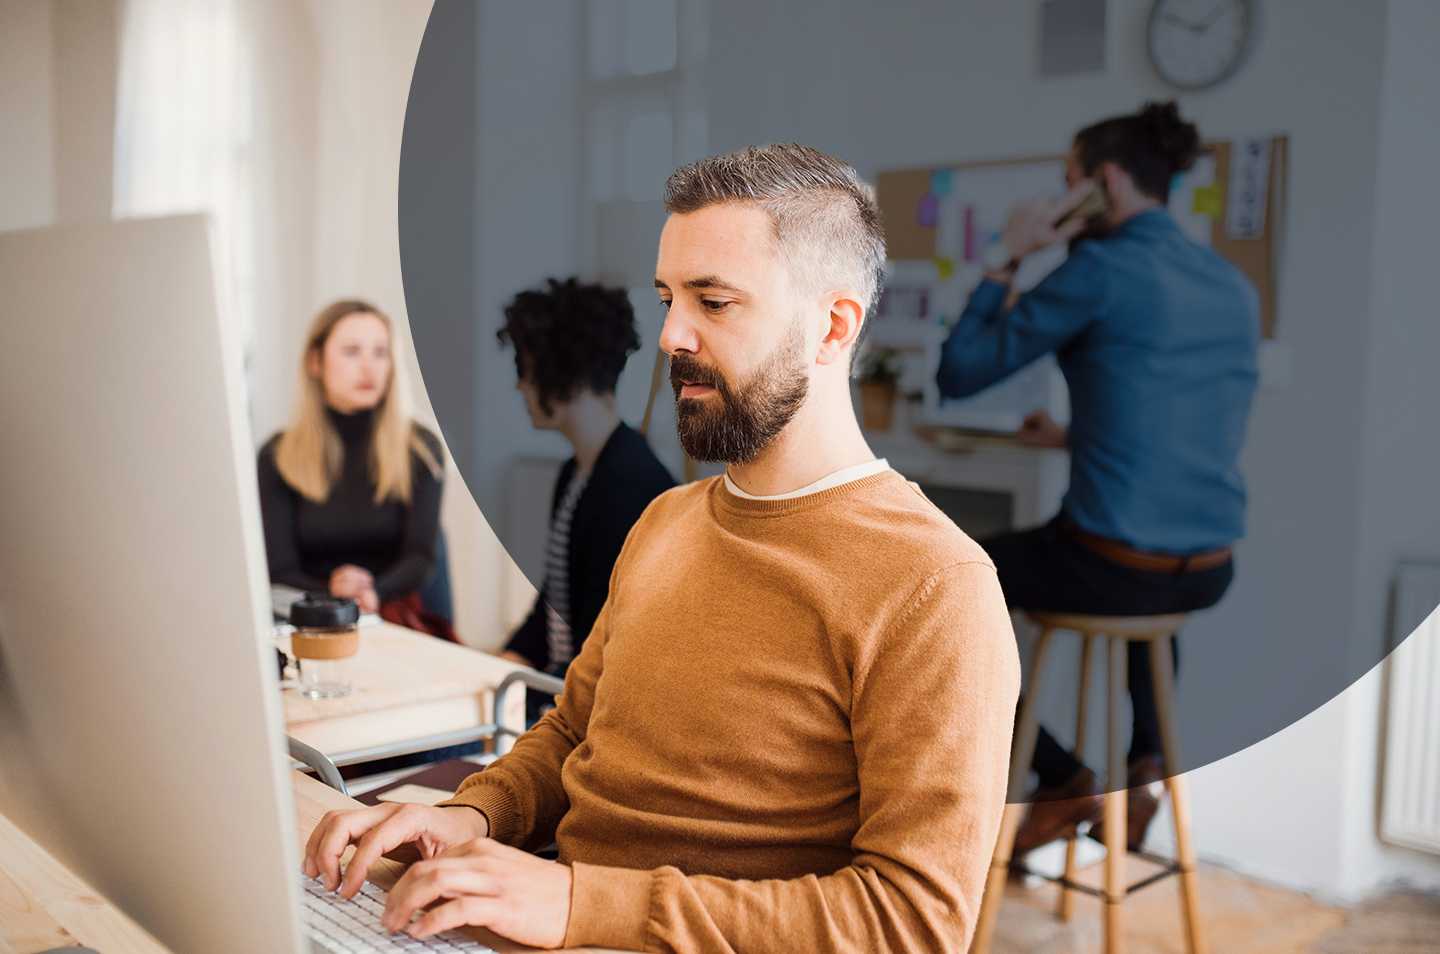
[{"xmin": 875, "ymin": 136, "xmax": 1288, "ymax": 338}]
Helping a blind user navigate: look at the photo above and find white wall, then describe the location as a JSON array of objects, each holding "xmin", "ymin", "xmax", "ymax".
[
  {"xmin": 471, "ymin": 1, "xmax": 587, "ymax": 630},
  {"xmin": 51, "ymin": 0, "xmax": 119, "ymax": 224},
  {"xmin": 706, "ymin": 0, "xmax": 1440, "ymax": 900},
  {"xmin": 1343, "ymin": 0, "xmax": 1440, "ymax": 898},
  {"xmin": 0, "ymin": 0, "xmax": 55, "ymax": 232}
]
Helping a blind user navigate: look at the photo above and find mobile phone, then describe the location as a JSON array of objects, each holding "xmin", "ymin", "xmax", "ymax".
[{"xmin": 1054, "ymin": 181, "xmax": 1109, "ymax": 229}]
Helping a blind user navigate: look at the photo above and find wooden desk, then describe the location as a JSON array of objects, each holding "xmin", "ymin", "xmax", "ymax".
[
  {"xmin": 0, "ymin": 810, "xmax": 170, "ymax": 953},
  {"xmin": 0, "ymin": 774, "xmax": 628, "ymax": 953},
  {"xmin": 281, "ymin": 622, "xmax": 530, "ymax": 762}
]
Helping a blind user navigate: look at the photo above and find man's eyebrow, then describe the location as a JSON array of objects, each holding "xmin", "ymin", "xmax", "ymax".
[{"xmin": 653, "ymin": 275, "xmax": 746, "ymax": 293}]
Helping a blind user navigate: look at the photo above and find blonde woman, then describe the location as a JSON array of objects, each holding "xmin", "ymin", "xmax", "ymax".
[{"xmin": 258, "ymin": 300, "xmax": 444, "ymax": 620}]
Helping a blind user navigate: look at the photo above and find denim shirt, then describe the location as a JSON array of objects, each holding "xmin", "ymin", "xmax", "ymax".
[{"xmin": 937, "ymin": 209, "xmax": 1259, "ymax": 552}]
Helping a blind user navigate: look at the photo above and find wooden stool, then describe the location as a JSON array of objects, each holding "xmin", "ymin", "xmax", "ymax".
[{"xmin": 970, "ymin": 612, "xmax": 1206, "ymax": 954}]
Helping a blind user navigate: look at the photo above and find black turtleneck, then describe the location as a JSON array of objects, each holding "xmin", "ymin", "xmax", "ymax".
[{"xmin": 256, "ymin": 408, "xmax": 443, "ymax": 602}]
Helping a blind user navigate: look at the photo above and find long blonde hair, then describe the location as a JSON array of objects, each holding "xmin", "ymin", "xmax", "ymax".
[{"xmin": 274, "ymin": 299, "xmax": 441, "ymax": 504}]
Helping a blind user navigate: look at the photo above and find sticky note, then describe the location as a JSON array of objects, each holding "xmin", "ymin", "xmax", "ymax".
[
  {"xmin": 1192, "ymin": 185, "xmax": 1222, "ymax": 218},
  {"xmin": 916, "ymin": 192, "xmax": 939, "ymax": 228},
  {"xmin": 933, "ymin": 256, "xmax": 956, "ymax": 280},
  {"xmin": 930, "ymin": 169, "xmax": 953, "ymax": 197}
]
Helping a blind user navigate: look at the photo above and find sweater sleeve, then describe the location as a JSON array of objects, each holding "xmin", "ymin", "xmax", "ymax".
[
  {"xmin": 560, "ymin": 561, "xmax": 1021, "ymax": 954},
  {"xmin": 256, "ymin": 438, "xmax": 326, "ymax": 592},
  {"xmin": 437, "ymin": 554, "xmax": 619, "ymax": 852},
  {"xmin": 374, "ymin": 430, "xmax": 444, "ymax": 600}
]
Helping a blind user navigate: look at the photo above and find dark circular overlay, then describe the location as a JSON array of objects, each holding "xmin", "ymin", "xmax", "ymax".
[{"xmin": 399, "ymin": 1, "xmax": 1425, "ymax": 802}]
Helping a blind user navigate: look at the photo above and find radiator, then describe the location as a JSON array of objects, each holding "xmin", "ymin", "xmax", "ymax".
[{"xmin": 1380, "ymin": 562, "xmax": 1440, "ymax": 855}]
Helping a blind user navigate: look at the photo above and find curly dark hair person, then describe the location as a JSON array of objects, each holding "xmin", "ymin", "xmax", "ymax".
[{"xmin": 497, "ymin": 277, "xmax": 641, "ymax": 418}]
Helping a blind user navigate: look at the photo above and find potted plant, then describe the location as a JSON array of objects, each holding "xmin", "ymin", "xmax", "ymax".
[{"xmin": 857, "ymin": 347, "xmax": 902, "ymax": 431}]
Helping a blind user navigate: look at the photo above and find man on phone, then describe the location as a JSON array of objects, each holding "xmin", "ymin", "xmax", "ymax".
[
  {"xmin": 304, "ymin": 144, "xmax": 1020, "ymax": 953},
  {"xmin": 937, "ymin": 101, "xmax": 1260, "ymax": 856}
]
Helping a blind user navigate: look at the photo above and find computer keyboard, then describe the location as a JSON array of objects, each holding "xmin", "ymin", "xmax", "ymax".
[{"xmin": 303, "ymin": 878, "xmax": 496, "ymax": 953}]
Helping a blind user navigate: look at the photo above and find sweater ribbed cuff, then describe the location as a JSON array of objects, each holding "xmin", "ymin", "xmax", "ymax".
[
  {"xmin": 563, "ymin": 861, "xmax": 654, "ymax": 952},
  {"xmin": 435, "ymin": 781, "xmax": 519, "ymax": 846}
]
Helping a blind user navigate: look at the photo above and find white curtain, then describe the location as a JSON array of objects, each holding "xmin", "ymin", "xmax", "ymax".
[
  {"xmin": 113, "ymin": 0, "xmax": 255, "ymax": 350},
  {"xmin": 113, "ymin": 0, "xmax": 316, "ymax": 440}
]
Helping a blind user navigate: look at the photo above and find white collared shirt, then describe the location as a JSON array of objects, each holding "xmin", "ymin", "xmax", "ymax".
[{"xmin": 723, "ymin": 458, "xmax": 891, "ymax": 501}]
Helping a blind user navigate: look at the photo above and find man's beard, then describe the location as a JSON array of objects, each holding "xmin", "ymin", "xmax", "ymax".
[{"xmin": 669, "ymin": 322, "xmax": 809, "ymax": 464}]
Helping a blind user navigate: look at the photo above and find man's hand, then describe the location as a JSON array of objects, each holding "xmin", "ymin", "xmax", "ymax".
[
  {"xmin": 1016, "ymin": 409, "xmax": 1068, "ymax": 448},
  {"xmin": 999, "ymin": 183, "xmax": 1095, "ymax": 263},
  {"xmin": 302, "ymin": 802, "xmax": 489, "ymax": 899},
  {"xmin": 381, "ymin": 838, "xmax": 573, "ymax": 949}
]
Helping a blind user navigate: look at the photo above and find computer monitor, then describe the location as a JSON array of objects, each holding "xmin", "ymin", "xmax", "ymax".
[{"xmin": 0, "ymin": 216, "xmax": 308, "ymax": 953}]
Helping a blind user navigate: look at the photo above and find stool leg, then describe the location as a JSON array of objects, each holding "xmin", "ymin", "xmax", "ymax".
[
  {"xmin": 972, "ymin": 625, "xmax": 1058, "ymax": 954},
  {"xmin": 1057, "ymin": 633, "xmax": 1095, "ymax": 922},
  {"xmin": 1103, "ymin": 637, "xmax": 1128, "ymax": 954},
  {"xmin": 1150, "ymin": 635, "xmax": 1208, "ymax": 954}
]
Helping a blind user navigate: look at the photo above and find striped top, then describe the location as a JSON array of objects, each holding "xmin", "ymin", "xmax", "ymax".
[{"xmin": 543, "ymin": 469, "xmax": 591, "ymax": 674}]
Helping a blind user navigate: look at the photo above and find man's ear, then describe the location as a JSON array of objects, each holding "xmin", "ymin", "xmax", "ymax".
[
  {"xmin": 1099, "ymin": 161, "xmax": 1129, "ymax": 203},
  {"xmin": 816, "ymin": 293, "xmax": 865, "ymax": 367}
]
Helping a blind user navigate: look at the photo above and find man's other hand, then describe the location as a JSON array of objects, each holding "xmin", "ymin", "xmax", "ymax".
[
  {"xmin": 302, "ymin": 802, "xmax": 489, "ymax": 899},
  {"xmin": 1017, "ymin": 409, "xmax": 1068, "ymax": 448},
  {"xmin": 381, "ymin": 837, "xmax": 573, "ymax": 949}
]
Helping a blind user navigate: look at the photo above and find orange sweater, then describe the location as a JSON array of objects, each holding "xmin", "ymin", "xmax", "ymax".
[{"xmin": 442, "ymin": 471, "xmax": 1020, "ymax": 952}]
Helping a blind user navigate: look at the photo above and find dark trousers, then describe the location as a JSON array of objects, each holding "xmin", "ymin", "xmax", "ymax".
[{"xmin": 981, "ymin": 516, "xmax": 1234, "ymax": 788}]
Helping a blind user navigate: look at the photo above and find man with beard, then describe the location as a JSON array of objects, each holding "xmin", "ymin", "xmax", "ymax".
[{"xmin": 302, "ymin": 144, "xmax": 1021, "ymax": 954}]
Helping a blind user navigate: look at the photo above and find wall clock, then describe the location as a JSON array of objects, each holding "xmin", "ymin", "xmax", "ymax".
[{"xmin": 1147, "ymin": 0, "xmax": 1256, "ymax": 90}]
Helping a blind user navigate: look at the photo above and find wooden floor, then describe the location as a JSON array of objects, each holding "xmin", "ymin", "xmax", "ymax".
[{"xmin": 988, "ymin": 855, "xmax": 1440, "ymax": 954}]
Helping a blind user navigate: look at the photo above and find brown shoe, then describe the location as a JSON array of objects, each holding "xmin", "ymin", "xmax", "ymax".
[
  {"xmin": 1088, "ymin": 755, "xmax": 1166, "ymax": 852},
  {"xmin": 1012, "ymin": 767, "xmax": 1104, "ymax": 857}
]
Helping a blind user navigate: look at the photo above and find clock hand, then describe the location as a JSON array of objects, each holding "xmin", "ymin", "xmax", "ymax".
[
  {"xmin": 1161, "ymin": 11, "xmax": 1203, "ymax": 32},
  {"xmin": 1198, "ymin": 2, "xmax": 1229, "ymax": 31}
]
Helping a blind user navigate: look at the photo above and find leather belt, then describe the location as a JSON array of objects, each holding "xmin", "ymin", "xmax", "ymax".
[{"xmin": 1058, "ymin": 518, "xmax": 1232, "ymax": 574}]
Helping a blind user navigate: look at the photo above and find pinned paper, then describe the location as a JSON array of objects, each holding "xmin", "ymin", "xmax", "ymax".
[
  {"xmin": 929, "ymin": 169, "xmax": 953, "ymax": 197},
  {"xmin": 933, "ymin": 256, "xmax": 956, "ymax": 280},
  {"xmin": 934, "ymin": 196, "xmax": 964, "ymax": 258},
  {"xmin": 916, "ymin": 192, "xmax": 939, "ymax": 228},
  {"xmin": 1191, "ymin": 185, "xmax": 1222, "ymax": 218},
  {"xmin": 1226, "ymin": 137, "xmax": 1271, "ymax": 239}
]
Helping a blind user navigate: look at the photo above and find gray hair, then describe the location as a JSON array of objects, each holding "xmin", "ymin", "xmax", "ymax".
[{"xmin": 663, "ymin": 144, "xmax": 887, "ymax": 322}]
